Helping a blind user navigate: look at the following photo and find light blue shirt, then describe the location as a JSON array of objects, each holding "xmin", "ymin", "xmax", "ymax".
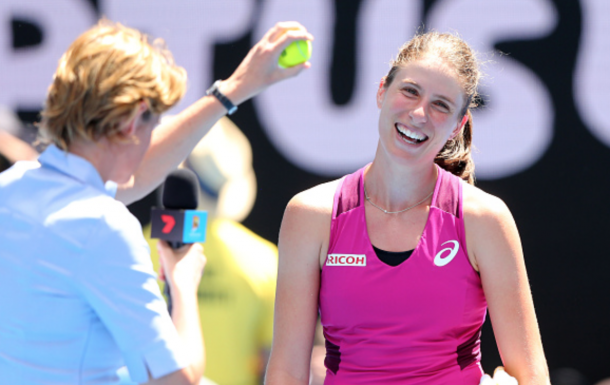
[{"xmin": 0, "ymin": 145, "xmax": 189, "ymax": 384}]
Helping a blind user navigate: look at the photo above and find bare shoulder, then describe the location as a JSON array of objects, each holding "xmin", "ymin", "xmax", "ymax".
[
  {"xmin": 461, "ymin": 182, "xmax": 520, "ymax": 271},
  {"xmin": 461, "ymin": 182, "xmax": 513, "ymax": 225},
  {"xmin": 280, "ymin": 178, "xmax": 342, "ymax": 267},
  {"xmin": 284, "ymin": 178, "xmax": 341, "ymax": 222}
]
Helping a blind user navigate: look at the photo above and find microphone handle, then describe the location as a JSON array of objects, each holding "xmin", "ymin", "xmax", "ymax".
[{"xmin": 164, "ymin": 240, "xmax": 187, "ymax": 317}]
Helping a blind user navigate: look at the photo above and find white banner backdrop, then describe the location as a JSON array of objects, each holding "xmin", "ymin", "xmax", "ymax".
[
  {"xmin": 0, "ymin": 0, "xmax": 95, "ymax": 110},
  {"xmin": 101, "ymin": 0, "xmax": 256, "ymax": 113},
  {"xmin": 574, "ymin": 0, "xmax": 610, "ymax": 147},
  {"xmin": 0, "ymin": 0, "xmax": 607, "ymax": 180}
]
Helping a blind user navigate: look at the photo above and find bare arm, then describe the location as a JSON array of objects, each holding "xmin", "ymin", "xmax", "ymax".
[
  {"xmin": 144, "ymin": 241, "xmax": 206, "ymax": 385},
  {"xmin": 117, "ymin": 22, "xmax": 313, "ymax": 205},
  {"xmin": 265, "ymin": 185, "xmax": 334, "ymax": 385},
  {"xmin": 0, "ymin": 130, "xmax": 38, "ymax": 163},
  {"xmin": 464, "ymin": 186, "xmax": 550, "ymax": 385}
]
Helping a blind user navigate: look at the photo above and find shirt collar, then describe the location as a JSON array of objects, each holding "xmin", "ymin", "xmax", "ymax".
[{"xmin": 38, "ymin": 144, "xmax": 118, "ymax": 198}]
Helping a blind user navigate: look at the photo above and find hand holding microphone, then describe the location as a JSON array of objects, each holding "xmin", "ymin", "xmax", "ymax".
[
  {"xmin": 151, "ymin": 168, "xmax": 208, "ymax": 315},
  {"xmin": 157, "ymin": 241, "xmax": 205, "ymax": 296}
]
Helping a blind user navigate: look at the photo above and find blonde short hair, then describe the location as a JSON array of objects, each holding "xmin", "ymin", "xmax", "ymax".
[{"xmin": 40, "ymin": 19, "xmax": 187, "ymax": 149}]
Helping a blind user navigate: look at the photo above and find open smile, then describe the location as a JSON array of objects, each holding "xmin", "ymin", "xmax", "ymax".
[{"xmin": 395, "ymin": 123, "xmax": 428, "ymax": 145}]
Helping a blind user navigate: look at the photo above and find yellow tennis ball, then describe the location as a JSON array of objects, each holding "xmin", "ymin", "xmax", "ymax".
[{"xmin": 278, "ymin": 40, "xmax": 312, "ymax": 68}]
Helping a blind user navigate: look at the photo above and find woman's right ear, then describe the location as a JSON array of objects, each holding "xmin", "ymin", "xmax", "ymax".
[
  {"xmin": 118, "ymin": 101, "xmax": 149, "ymax": 139},
  {"xmin": 376, "ymin": 77, "xmax": 387, "ymax": 108}
]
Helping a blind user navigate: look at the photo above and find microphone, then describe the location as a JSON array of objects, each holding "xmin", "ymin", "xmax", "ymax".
[{"xmin": 151, "ymin": 168, "xmax": 207, "ymax": 315}]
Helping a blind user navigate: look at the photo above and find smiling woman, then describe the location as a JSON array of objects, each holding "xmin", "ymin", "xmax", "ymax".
[
  {"xmin": 380, "ymin": 32, "xmax": 478, "ymax": 184},
  {"xmin": 265, "ymin": 31, "xmax": 551, "ymax": 385}
]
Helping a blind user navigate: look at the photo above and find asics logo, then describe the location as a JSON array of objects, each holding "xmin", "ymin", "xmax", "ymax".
[{"xmin": 434, "ymin": 240, "xmax": 459, "ymax": 267}]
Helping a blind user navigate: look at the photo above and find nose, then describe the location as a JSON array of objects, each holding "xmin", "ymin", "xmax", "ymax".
[{"xmin": 409, "ymin": 104, "xmax": 427, "ymax": 125}]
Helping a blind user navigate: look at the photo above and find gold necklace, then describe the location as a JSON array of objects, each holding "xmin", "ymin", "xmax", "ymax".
[{"xmin": 364, "ymin": 185, "xmax": 434, "ymax": 214}]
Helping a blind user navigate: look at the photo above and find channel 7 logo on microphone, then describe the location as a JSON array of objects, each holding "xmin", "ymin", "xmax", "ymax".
[{"xmin": 151, "ymin": 209, "xmax": 208, "ymax": 243}]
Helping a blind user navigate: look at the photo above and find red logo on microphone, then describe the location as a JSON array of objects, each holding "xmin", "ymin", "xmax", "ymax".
[{"xmin": 161, "ymin": 215, "xmax": 176, "ymax": 233}]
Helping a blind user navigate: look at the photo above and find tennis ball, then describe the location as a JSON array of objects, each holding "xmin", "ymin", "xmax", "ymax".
[{"xmin": 278, "ymin": 40, "xmax": 312, "ymax": 68}]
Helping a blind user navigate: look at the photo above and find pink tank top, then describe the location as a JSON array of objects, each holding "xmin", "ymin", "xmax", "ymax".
[{"xmin": 319, "ymin": 165, "xmax": 487, "ymax": 385}]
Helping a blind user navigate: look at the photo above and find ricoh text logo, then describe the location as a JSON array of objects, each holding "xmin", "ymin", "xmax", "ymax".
[{"xmin": 326, "ymin": 254, "xmax": 366, "ymax": 266}]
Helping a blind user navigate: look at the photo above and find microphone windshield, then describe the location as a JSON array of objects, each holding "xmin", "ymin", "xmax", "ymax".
[{"xmin": 162, "ymin": 168, "xmax": 200, "ymax": 210}]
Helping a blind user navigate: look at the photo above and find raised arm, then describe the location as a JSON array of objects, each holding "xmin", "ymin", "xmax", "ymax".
[
  {"xmin": 0, "ymin": 130, "xmax": 38, "ymax": 163},
  {"xmin": 464, "ymin": 186, "xmax": 550, "ymax": 385},
  {"xmin": 265, "ymin": 185, "xmax": 334, "ymax": 385},
  {"xmin": 116, "ymin": 22, "xmax": 313, "ymax": 205}
]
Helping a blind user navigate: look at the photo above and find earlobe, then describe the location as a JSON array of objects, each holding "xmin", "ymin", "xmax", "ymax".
[
  {"xmin": 122, "ymin": 120, "xmax": 138, "ymax": 137},
  {"xmin": 460, "ymin": 113, "xmax": 469, "ymax": 129},
  {"xmin": 119, "ymin": 101, "xmax": 148, "ymax": 138},
  {"xmin": 118, "ymin": 117, "xmax": 138, "ymax": 139},
  {"xmin": 450, "ymin": 114, "xmax": 469, "ymax": 140},
  {"xmin": 376, "ymin": 78, "xmax": 387, "ymax": 108}
]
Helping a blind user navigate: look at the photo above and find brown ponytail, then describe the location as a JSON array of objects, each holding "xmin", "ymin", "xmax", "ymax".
[{"xmin": 434, "ymin": 110, "xmax": 475, "ymax": 184}]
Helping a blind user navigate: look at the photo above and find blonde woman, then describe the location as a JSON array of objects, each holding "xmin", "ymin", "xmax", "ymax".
[{"xmin": 0, "ymin": 20, "xmax": 311, "ymax": 385}]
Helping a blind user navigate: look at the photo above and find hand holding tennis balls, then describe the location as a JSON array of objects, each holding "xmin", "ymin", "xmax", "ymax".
[
  {"xmin": 278, "ymin": 39, "xmax": 312, "ymax": 68},
  {"xmin": 479, "ymin": 367, "xmax": 518, "ymax": 385}
]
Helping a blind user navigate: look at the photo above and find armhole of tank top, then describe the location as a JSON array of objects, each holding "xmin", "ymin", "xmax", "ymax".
[
  {"xmin": 328, "ymin": 175, "xmax": 347, "ymax": 257},
  {"xmin": 331, "ymin": 176, "xmax": 346, "ymax": 220},
  {"xmin": 456, "ymin": 179, "xmax": 474, "ymax": 271},
  {"xmin": 430, "ymin": 164, "xmax": 443, "ymax": 207}
]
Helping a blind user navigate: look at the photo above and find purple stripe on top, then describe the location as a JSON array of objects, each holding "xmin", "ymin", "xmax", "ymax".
[
  {"xmin": 432, "ymin": 164, "xmax": 460, "ymax": 218},
  {"xmin": 457, "ymin": 326, "xmax": 483, "ymax": 370}
]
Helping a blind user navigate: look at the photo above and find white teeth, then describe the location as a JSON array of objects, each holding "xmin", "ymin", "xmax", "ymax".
[{"xmin": 396, "ymin": 124, "xmax": 426, "ymax": 141}]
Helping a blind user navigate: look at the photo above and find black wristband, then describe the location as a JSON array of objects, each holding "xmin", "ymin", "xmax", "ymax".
[{"xmin": 206, "ymin": 80, "xmax": 238, "ymax": 115}]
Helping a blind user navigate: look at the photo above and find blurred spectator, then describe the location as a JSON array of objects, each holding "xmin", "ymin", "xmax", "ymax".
[
  {"xmin": 145, "ymin": 116, "xmax": 277, "ymax": 385},
  {"xmin": 0, "ymin": 106, "xmax": 38, "ymax": 171},
  {"xmin": 595, "ymin": 379, "xmax": 610, "ymax": 385},
  {"xmin": 0, "ymin": 106, "xmax": 23, "ymax": 136}
]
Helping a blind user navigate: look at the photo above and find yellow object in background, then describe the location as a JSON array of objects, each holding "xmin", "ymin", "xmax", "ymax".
[{"xmin": 144, "ymin": 218, "xmax": 278, "ymax": 385}]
